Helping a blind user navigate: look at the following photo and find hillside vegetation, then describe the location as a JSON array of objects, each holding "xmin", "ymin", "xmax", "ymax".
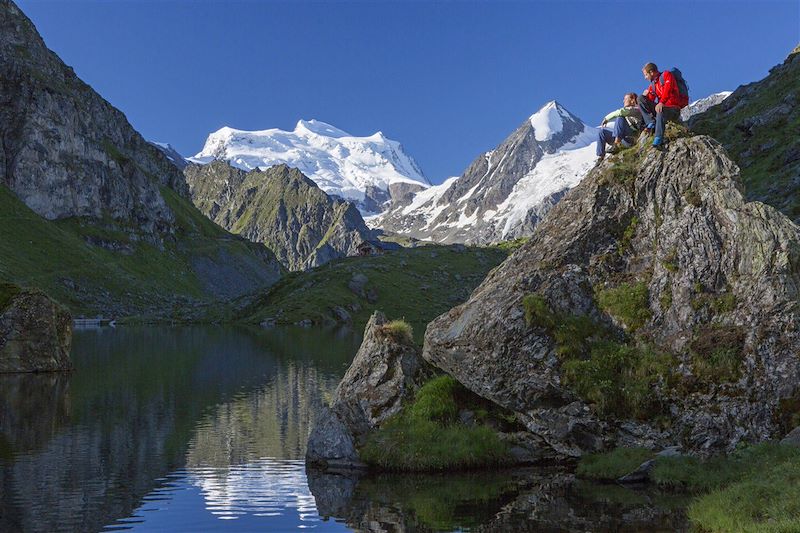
[
  {"xmin": 0, "ymin": 184, "xmax": 282, "ymax": 317},
  {"xmin": 238, "ymin": 244, "xmax": 508, "ymax": 342}
]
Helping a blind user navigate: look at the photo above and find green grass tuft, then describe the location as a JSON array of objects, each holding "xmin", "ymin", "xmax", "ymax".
[
  {"xmin": 360, "ymin": 376, "xmax": 511, "ymax": 471},
  {"xmin": 563, "ymin": 341, "xmax": 676, "ymax": 419},
  {"xmin": 409, "ymin": 375, "xmax": 460, "ymax": 423},
  {"xmin": 596, "ymin": 281, "xmax": 652, "ymax": 332},
  {"xmin": 689, "ymin": 324, "xmax": 746, "ymax": 384},
  {"xmin": 522, "ymin": 293, "xmax": 557, "ymax": 330},
  {"xmin": 380, "ymin": 319, "xmax": 414, "ymax": 345},
  {"xmin": 577, "ymin": 447, "xmax": 654, "ymax": 481}
]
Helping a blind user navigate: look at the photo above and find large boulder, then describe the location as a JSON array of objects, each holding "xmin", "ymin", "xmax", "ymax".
[
  {"xmin": 423, "ymin": 134, "xmax": 800, "ymax": 457},
  {"xmin": 306, "ymin": 311, "xmax": 429, "ymax": 469},
  {"xmin": 0, "ymin": 284, "xmax": 72, "ymax": 372}
]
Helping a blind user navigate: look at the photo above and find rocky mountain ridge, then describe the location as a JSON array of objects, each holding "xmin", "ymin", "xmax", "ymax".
[
  {"xmin": 372, "ymin": 101, "xmax": 599, "ymax": 244},
  {"xmin": 0, "ymin": 0, "xmax": 188, "ymax": 238},
  {"xmin": 184, "ymin": 161, "xmax": 375, "ymax": 271},
  {"xmin": 0, "ymin": 0, "xmax": 284, "ymax": 315},
  {"xmin": 690, "ymin": 45, "xmax": 800, "ymax": 222}
]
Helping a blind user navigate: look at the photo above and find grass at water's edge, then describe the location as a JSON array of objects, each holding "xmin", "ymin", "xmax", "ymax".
[
  {"xmin": 577, "ymin": 443, "xmax": 800, "ymax": 533},
  {"xmin": 360, "ymin": 376, "xmax": 513, "ymax": 471}
]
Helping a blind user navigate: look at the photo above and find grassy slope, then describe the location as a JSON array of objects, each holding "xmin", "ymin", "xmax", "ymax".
[
  {"xmin": 0, "ymin": 184, "xmax": 278, "ymax": 316},
  {"xmin": 691, "ymin": 48, "xmax": 800, "ymax": 219},
  {"xmin": 238, "ymin": 244, "xmax": 509, "ymax": 342}
]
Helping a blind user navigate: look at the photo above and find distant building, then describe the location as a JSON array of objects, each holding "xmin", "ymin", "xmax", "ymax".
[{"xmin": 357, "ymin": 240, "xmax": 402, "ymax": 256}]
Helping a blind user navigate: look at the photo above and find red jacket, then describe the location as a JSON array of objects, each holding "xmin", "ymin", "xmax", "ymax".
[{"xmin": 645, "ymin": 70, "xmax": 689, "ymax": 109}]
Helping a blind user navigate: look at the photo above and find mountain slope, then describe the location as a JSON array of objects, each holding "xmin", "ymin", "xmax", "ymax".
[
  {"xmin": 184, "ymin": 161, "xmax": 375, "ymax": 271},
  {"xmin": 690, "ymin": 45, "xmax": 800, "ymax": 220},
  {"xmin": 190, "ymin": 120, "xmax": 430, "ymax": 214},
  {"xmin": 423, "ymin": 134, "xmax": 800, "ymax": 457},
  {"xmin": 0, "ymin": 0, "xmax": 283, "ymax": 315},
  {"xmin": 680, "ymin": 91, "xmax": 732, "ymax": 121},
  {"xmin": 373, "ymin": 101, "xmax": 598, "ymax": 244}
]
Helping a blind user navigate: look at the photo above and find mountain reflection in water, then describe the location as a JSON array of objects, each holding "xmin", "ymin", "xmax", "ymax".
[{"xmin": 0, "ymin": 326, "xmax": 690, "ymax": 532}]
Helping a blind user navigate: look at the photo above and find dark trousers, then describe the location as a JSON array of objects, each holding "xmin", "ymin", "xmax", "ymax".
[
  {"xmin": 638, "ymin": 94, "xmax": 681, "ymax": 139},
  {"xmin": 596, "ymin": 118, "xmax": 632, "ymax": 156}
]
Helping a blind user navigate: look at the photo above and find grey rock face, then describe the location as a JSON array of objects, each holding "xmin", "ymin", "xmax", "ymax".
[
  {"xmin": 423, "ymin": 135, "xmax": 800, "ymax": 457},
  {"xmin": 306, "ymin": 312, "xmax": 429, "ymax": 469},
  {"xmin": 184, "ymin": 161, "xmax": 375, "ymax": 271},
  {"xmin": 375, "ymin": 102, "xmax": 595, "ymax": 244},
  {"xmin": 0, "ymin": 0, "xmax": 187, "ymax": 235},
  {"xmin": 0, "ymin": 286, "xmax": 72, "ymax": 372}
]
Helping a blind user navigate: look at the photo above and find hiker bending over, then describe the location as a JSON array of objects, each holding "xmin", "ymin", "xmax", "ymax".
[
  {"xmin": 638, "ymin": 62, "xmax": 689, "ymax": 148},
  {"xmin": 597, "ymin": 92, "xmax": 643, "ymax": 160}
]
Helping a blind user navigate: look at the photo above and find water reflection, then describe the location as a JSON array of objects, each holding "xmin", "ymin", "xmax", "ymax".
[
  {"xmin": 0, "ymin": 326, "xmax": 358, "ymax": 533},
  {"xmin": 308, "ymin": 469, "xmax": 691, "ymax": 532},
  {"xmin": 0, "ymin": 326, "xmax": 691, "ymax": 532}
]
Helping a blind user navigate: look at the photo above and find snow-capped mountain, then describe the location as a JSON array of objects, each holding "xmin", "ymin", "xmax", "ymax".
[
  {"xmin": 190, "ymin": 120, "xmax": 430, "ymax": 214},
  {"xmin": 372, "ymin": 101, "xmax": 599, "ymax": 244},
  {"xmin": 150, "ymin": 141, "xmax": 188, "ymax": 170},
  {"xmin": 681, "ymin": 91, "xmax": 732, "ymax": 121}
]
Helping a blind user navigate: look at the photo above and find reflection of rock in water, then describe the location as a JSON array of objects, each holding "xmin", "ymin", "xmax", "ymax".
[
  {"xmin": 0, "ymin": 373, "xmax": 71, "ymax": 456},
  {"xmin": 307, "ymin": 468, "xmax": 690, "ymax": 533}
]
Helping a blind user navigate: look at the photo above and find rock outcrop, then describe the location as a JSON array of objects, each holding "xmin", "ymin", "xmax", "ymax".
[
  {"xmin": 306, "ymin": 312, "xmax": 429, "ymax": 469},
  {"xmin": 185, "ymin": 161, "xmax": 375, "ymax": 270},
  {"xmin": 691, "ymin": 45, "xmax": 800, "ymax": 222},
  {"xmin": 423, "ymin": 134, "xmax": 800, "ymax": 457},
  {"xmin": 0, "ymin": 0, "xmax": 186, "ymax": 235},
  {"xmin": 0, "ymin": 284, "xmax": 72, "ymax": 372}
]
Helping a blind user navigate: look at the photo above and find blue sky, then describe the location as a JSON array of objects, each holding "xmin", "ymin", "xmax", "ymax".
[{"xmin": 16, "ymin": 0, "xmax": 800, "ymax": 184}]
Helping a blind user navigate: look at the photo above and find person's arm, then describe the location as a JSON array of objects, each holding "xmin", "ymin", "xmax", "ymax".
[
  {"xmin": 603, "ymin": 108, "xmax": 624, "ymax": 122},
  {"xmin": 644, "ymin": 83, "xmax": 656, "ymax": 102}
]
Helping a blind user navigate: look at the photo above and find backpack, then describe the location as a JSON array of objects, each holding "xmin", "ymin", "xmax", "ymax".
[{"xmin": 660, "ymin": 68, "xmax": 690, "ymax": 107}]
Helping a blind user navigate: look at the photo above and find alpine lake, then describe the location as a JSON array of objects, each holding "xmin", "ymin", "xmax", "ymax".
[{"xmin": 0, "ymin": 326, "xmax": 691, "ymax": 532}]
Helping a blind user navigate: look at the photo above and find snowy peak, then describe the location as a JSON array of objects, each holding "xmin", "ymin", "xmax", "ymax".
[
  {"xmin": 190, "ymin": 119, "xmax": 429, "ymax": 214},
  {"xmin": 528, "ymin": 100, "xmax": 582, "ymax": 142},
  {"xmin": 682, "ymin": 91, "xmax": 732, "ymax": 121},
  {"xmin": 293, "ymin": 119, "xmax": 350, "ymax": 138}
]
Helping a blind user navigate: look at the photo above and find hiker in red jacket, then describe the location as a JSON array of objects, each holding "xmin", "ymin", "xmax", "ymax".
[{"xmin": 638, "ymin": 62, "xmax": 689, "ymax": 148}]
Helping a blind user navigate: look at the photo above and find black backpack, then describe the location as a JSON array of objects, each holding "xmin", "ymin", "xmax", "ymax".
[{"xmin": 661, "ymin": 67, "xmax": 689, "ymax": 104}]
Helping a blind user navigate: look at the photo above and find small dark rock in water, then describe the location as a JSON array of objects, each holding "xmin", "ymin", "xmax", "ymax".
[
  {"xmin": 618, "ymin": 446, "xmax": 684, "ymax": 484},
  {"xmin": 332, "ymin": 306, "xmax": 351, "ymax": 324},
  {"xmin": 0, "ymin": 287, "xmax": 72, "ymax": 373}
]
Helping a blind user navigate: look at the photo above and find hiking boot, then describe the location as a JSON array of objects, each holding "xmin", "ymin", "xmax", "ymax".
[
  {"xmin": 652, "ymin": 136, "xmax": 665, "ymax": 150},
  {"xmin": 608, "ymin": 144, "xmax": 623, "ymax": 155}
]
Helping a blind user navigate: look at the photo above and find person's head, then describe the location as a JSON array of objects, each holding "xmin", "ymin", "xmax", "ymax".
[
  {"xmin": 623, "ymin": 92, "xmax": 637, "ymax": 107},
  {"xmin": 642, "ymin": 62, "xmax": 659, "ymax": 82}
]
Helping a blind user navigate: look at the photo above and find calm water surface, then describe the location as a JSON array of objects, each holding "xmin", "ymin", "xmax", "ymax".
[{"xmin": 0, "ymin": 326, "xmax": 690, "ymax": 532}]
